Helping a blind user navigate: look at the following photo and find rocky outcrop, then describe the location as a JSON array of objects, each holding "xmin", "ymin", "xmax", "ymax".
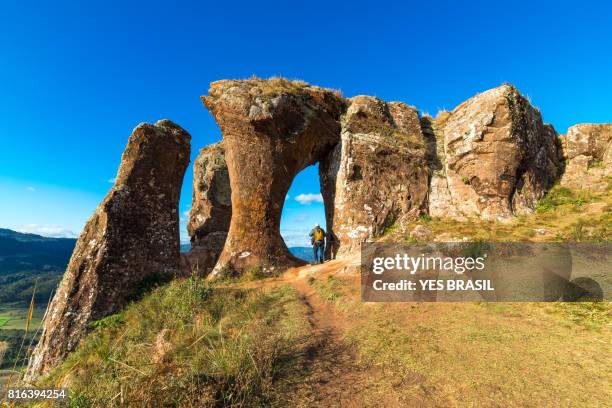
[
  {"xmin": 182, "ymin": 142, "xmax": 231, "ymax": 275},
  {"xmin": 560, "ymin": 124, "xmax": 612, "ymax": 192},
  {"xmin": 320, "ymin": 96, "xmax": 429, "ymax": 255},
  {"xmin": 428, "ymin": 85, "xmax": 562, "ymax": 220},
  {"xmin": 202, "ymin": 78, "xmax": 344, "ymax": 275},
  {"xmin": 27, "ymin": 120, "xmax": 190, "ymax": 379}
]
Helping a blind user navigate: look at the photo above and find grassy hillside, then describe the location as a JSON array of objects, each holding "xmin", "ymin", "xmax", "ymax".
[
  {"xmin": 0, "ymin": 229, "xmax": 75, "ymax": 274},
  {"xmin": 308, "ymin": 273, "xmax": 611, "ymax": 407},
  {"xmin": 0, "ymin": 229, "xmax": 75, "ymax": 307},
  {"xmin": 36, "ymin": 277, "xmax": 315, "ymax": 407},
  {"xmin": 382, "ymin": 183, "xmax": 611, "ymax": 243},
  {"xmin": 29, "ymin": 267, "xmax": 611, "ymax": 407},
  {"xmin": 15, "ymin": 185, "xmax": 611, "ymax": 407}
]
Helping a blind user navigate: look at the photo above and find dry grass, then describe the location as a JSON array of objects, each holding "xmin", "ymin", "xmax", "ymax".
[
  {"xmin": 0, "ymin": 342, "xmax": 7, "ymax": 366},
  {"xmin": 36, "ymin": 278, "xmax": 312, "ymax": 407},
  {"xmin": 385, "ymin": 185, "xmax": 612, "ymax": 243},
  {"xmin": 242, "ymin": 75, "xmax": 343, "ymax": 99},
  {"xmin": 305, "ymin": 274, "xmax": 611, "ymax": 407},
  {"xmin": 23, "ymin": 186, "xmax": 611, "ymax": 407}
]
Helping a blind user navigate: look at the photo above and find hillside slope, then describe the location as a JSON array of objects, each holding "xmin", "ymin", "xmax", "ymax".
[{"xmin": 34, "ymin": 256, "xmax": 610, "ymax": 407}]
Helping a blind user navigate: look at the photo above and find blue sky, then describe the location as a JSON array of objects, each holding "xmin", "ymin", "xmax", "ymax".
[{"xmin": 1, "ymin": 0, "xmax": 611, "ymax": 246}]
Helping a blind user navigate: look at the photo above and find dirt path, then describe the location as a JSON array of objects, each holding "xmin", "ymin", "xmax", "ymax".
[
  {"xmin": 233, "ymin": 256, "xmax": 376, "ymax": 406},
  {"xmin": 280, "ymin": 259, "xmax": 374, "ymax": 407}
]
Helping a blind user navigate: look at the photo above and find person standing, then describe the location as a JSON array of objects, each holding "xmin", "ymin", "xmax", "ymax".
[
  {"xmin": 326, "ymin": 230, "xmax": 339, "ymax": 260},
  {"xmin": 309, "ymin": 223, "xmax": 326, "ymax": 264}
]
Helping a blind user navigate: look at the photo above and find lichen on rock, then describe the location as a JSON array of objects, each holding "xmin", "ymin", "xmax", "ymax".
[
  {"xmin": 182, "ymin": 142, "xmax": 231, "ymax": 276},
  {"xmin": 26, "ymin": 120, "xmax": 190, "ymax": 379},
  {"xmin": 428, "ymin": 84, "xmax": 562, "ymax": 220},
  {"xmin": 320, "ymin": 96, "xmax": 429, "ymax": 255},
  {"xmin": 560, "ymin": 124, "xmax": 612, "ymax": 192}
]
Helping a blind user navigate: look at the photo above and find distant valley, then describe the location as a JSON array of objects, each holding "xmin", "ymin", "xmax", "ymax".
[
  {"xmin": 0, "ymin": 228, "xmax": 75, "ymax": 306},
  {"xmin": 0, "ymin": 229, "xmax": 313, "ymax": 307}
]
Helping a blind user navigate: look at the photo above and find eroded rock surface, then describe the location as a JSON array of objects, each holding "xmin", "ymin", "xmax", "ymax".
[
  {"xmin": 560, "ymin": 124, "xmax": 612, "ymax": 192},
  {"xmin": 182, "ymin": 142, "xmax": 231, "ymax": 275},
  {"xmin": 320, "ymin": 96, "xmax": 429, "ymax": 255},
  {"xmin": 202, "ymin": 78, "xmax": 344, "ymax": 274},
  {"xmin": 428, "ymin": 85, "xmax": 562, "ymax": 220},
  {"xmin": 27, "ymin": 120, "xmax": 190, "ymax": 379}
]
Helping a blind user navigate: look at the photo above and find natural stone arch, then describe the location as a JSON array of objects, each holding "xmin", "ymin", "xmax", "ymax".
[
  {"xmin": 202, "ymin": 78, "xmax": 344, "ymax": 275},
  {"xmin": 201, "ymin": 79, "xmax": 430, "ymax": 276},
  {"xmin": 281, "ymin": 163, "xmax": 328, "ymax": 261}
]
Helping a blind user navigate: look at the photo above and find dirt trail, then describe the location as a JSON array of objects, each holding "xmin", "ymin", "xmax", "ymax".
[
  {"xmin": 279, "ymin": 257, "xmax": 374, "ymax": 407},
  {"xmin": 233, "ymin": 255, "xmax": 375, "ymax": 405}
]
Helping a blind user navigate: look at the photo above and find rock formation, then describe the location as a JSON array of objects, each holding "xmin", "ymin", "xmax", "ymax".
[
  {"xmin": 428, "ymin": 84, "xmax": 562, "ymax": 220},
  {"xmin": 202, "ymin": 78, "xmax": 344, "ymax": 275},
  {"xmin": 320, "ymin": 96, "xmax": 429, "ymax": 256},
  {"xmin": 182, "ymin": 142, "xmax": 231, "ymax": 275},
  {"xmin": 23, "ymin": 78, "xmax": 612, "ymax": 380},
  {"xmin": 560, "ymin": 124, "xmax": 612, "ymax": 192},
  {"xmin": 27, "ymin": 120, "xmax": 190, "ymax": 379}
]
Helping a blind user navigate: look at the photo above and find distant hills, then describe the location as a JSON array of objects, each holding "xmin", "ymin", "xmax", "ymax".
[
  {"xmin": 0, "ymin": 229, "xmax": 76, "ymax": 305},
  {"xmin": 0, "ymin": 228, "xmax": 76, "ymax": 273},
  {"xmin": 0, "ymin": 229, "xmax": 313, "ymax": 305},
  {"xmin": 182, "ymin": 242, "xmax": 314, "ymax": 262}
]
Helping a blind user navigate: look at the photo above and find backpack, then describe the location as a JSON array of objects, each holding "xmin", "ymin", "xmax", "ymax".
[{"xmin": 314, "ymin": 228, "xmax": 324, "ymax": 242}]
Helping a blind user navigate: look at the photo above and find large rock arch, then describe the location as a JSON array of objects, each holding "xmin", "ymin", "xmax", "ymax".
[
  {"xmin": 202, "ymin": 78, "xmax": 344, "ymax": 275},
  {"xmin": 200, "ymin": 79, "xmax": 431, "ymax": 275}
]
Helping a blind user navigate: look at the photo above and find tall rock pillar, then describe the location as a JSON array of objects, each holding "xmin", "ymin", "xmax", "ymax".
[{"xmin": 27, "ymin": 120, "xmax": 190, "ymax": 379}]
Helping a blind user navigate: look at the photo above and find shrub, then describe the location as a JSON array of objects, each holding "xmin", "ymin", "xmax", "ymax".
[{"xmin": 536, "ymin": 186, "xmax": 594, "ymax": 213}]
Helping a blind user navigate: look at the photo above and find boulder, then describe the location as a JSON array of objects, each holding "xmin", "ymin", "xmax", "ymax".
[
  {"xmin": 428, "ymin": 84, "xmax": 562, "ymax": 220},
  {"xmin": 182, "ymin": 142, "xmax": 231, "ymax": 275},
  {"xmin": 201, "ymin": 78, "xmax": 344, "ymax": 275},
  {"xmin": 560, "ymin": 124, "xmax": 612, "ymax": 192},
  {"xmin": 320, "ymin": 96, "xmax": 429, "ymax": 255},
  {"xmin": 26, "ymin": 120, "xmax": 190, "ymax": 379}
]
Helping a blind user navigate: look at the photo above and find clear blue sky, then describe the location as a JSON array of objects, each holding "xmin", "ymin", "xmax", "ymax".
[{"xmin": 1, "ymin": 0, "xmax": 611, "ymax": 246}]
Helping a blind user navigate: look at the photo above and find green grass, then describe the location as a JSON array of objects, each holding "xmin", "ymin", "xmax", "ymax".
[
  {"xmin": 535, "ymin": 185, "xmax": 595, "ymax": 213},
  {"xmin": 312, "ymin": 276, "xmax": 343, "ymax": 303},
  {"xmin": 212, "ymin": 265, "xmax": 272, "ymax": 286},
  {"xmin": 545, "ymin": 302, "xmax": 611, "ymax": 330},
  {"xmin": 388, "ymin": 185, "xmax": 611, "ymax": 243},
  {"xmin": 566, "ymin": 213, "xmax": 612, "ymax": 241},
  {"xmin": 37, "ymin": 277, "xmax": 312, "ymax": 407},
  {"xmin": 0, "ymin": 306, "xmax": 44, "ymax": 331},
  {"xmin": 381, "ymin": 222, "xmax": 399, "ymax": 236},
  {"xmin": 337, "ymin": 290, "xmax": 612, "ymax": 407}
]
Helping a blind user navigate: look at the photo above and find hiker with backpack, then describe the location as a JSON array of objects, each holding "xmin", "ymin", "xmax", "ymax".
[{"xmin": 309, "ymin": 223, "xmax": 326, "ymax": 264}]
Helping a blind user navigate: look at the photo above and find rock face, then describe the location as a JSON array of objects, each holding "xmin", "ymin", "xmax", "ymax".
[
  {"xmin": 320, "ymin": 96, "xmax": 429, "ymax": 255},
  {"xmin": 182, "ymin": 142, "xmax": 231, "ymax": 275},
  {"xmin": 202, "ymin": 78, "xmax": 344, "ymax": 274},
  {"xmin": 560, "ymin": 124, "xmax": 612, "ymax": 192},
  {"xmin": 27, "ymin": 120, "xmax": 190, "ymax": 379},
  {"xmin": 428, "ymin": 85, "xmax": 562, "ymax": 220}
]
